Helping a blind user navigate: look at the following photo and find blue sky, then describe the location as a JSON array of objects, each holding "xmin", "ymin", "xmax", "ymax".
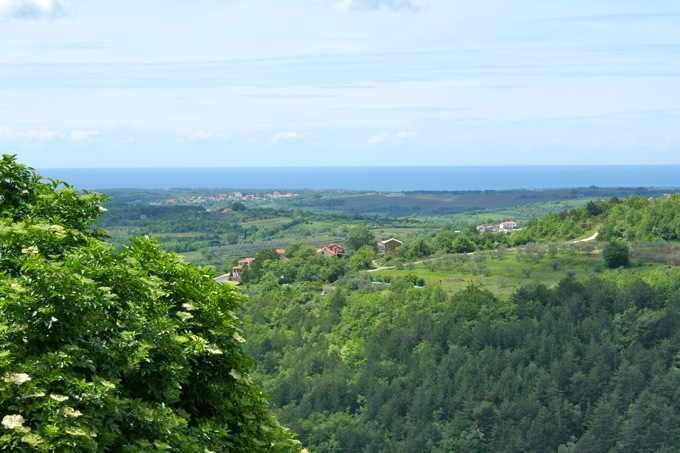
[{"xmin": 2, "ymin": 0, "xmax": 680, "ymax": 167}]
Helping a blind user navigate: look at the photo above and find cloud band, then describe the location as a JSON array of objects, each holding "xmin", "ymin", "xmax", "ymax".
[{"xmin": 0, "ymin": 0, "xmax": 74, "ymax": 20}]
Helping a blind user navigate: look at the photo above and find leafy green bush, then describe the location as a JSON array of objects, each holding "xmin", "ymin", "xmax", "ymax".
[
  {"xmin": 451, "ymin": 236, "xmax": 476, "ymax": 254},
  {"xmin": 0, "ymin": 155, "xmax": 301, "ymax": 451},
  {"xmin": 603, "ymin": 240, "xmax": 630, "ymax": 269},
  {"xmin": 344, "ymin": 226, "xmax": 377, "ymax": 253}
]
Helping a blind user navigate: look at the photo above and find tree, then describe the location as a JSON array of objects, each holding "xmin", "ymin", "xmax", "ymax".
[
  {"xmin": 603, "ymin": 240, "xmax": 630, "ymax": 268},
  {"xmin": 351, "ymin": 245, "xmax": 375, "ymax": 270},
  {"xmin": 231, "ymin": 201, "xmax": 246, "ymax": 211},
  {"xmin": 344, "ymin": 226, "xmax": 377, "ymax": 253},
  {"xmin": 401, "ymin": 237, "xmax": 432, "ymax": 259},
  {"xmin": 241, "ymin": 248, "xmax": 283, "ymax": 284},
  {"xmin": 586, "ymin": 200, "xmax": 604, "ymax": 217},
  {"xmin": 452, "ymin": 236, "xmax": 476, "ymax": 254},
  {"xmin": 433, "ymin": 230, "xmax": 458, "ymax": 253},
  {"xmin": 0, "ymin": 155, "xmax": 301, "ymax": 451},
  {"xmin": 254, "ymin": 247, "xmax": 282, "ymax": 273}
]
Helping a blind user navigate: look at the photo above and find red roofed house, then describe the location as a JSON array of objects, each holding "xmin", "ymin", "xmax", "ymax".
[
  {"xmin": 477, "ymin": 224, "xmax": 497, "ymax": 233},
  {"xmin": 498, "ymin": 221, "xmax": 518, "ymax": 231},
  {"xmin": 317, "ymin": 244, "xmax": 347, "ymax": 258},
  {"xmin": 238, "ymin": 257, "xmax": 256, "ymax": 267},
  {"xmin": 231, "ymin": 257, "xmax": 255, "ymax": 279}
]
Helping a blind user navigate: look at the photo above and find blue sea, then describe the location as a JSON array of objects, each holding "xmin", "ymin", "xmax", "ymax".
[{"xmin": 37, "ymin": 166, "xmax": 680, "ymax": 192}]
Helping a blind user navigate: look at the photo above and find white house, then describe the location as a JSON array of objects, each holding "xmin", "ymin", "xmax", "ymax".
[{"xmin": 498, "ymin": 221, "xmax": 518, "ymax": 231}]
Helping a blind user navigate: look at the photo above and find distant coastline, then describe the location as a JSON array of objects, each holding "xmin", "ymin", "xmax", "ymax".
[{"xmin": 37, "ymin": 165, "xmax": 680, "ymax": 192}]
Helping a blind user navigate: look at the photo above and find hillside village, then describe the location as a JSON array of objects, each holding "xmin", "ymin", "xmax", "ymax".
[
  {"xmin": 217, "ymin": 237, "xmax": 407, "ymax": 283},
  {"xmin": 217, "ymin": 220, "xmax": 521, "ymax": 284}
]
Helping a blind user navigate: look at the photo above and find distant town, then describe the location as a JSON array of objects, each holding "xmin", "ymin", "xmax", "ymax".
[{"xmin": 149, "ymin": 191, "xmax": 299, "ymax": 206}]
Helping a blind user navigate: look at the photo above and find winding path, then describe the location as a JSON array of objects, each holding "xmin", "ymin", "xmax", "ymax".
[{"xmin": 571, "ymin": 231, "xmax": 599, "ymax": 243}]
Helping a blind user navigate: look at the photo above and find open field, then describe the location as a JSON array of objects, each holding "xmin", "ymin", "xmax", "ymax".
[
  {"xmin": 177, "ymin": 250, "xmax": 203, "ymax": 262},
  {"xmin": 153, "ymin": 232, "xmax": 208, "ymax": 238},
  {"xmin": 240, "ymin": 217, "xmax": 291, "ymax": 226},
  {"xmin": 369, "ymin": 243, "xmax": 610, "ymax": 298},
  {"xmin": 372, "ymin": 227, "xmax": 427, "ymax": 241}
]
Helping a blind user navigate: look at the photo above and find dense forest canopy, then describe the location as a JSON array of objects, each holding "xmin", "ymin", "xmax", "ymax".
[
  {"xmin": 242, "ymin": 265, "xmax": 680, "ymax": 452},
  {"xmin": 225, "ymin": 192, "xmax": 680, "ymax": 451}
]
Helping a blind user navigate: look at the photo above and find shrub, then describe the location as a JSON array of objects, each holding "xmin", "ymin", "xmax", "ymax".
[
  {"xmin": 0, "ymin": 155, "xmax": 301, "ymax": 451},
  {"xmin": 603, "ymin": 240, "xmax": 630, "ymax": 269}
]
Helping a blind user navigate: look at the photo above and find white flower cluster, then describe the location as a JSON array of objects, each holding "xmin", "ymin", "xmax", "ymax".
[
  {"xmin": 2, "ymin": 414, "xmax": 25, "ymax": 429},
  {"xmin": 205, "ymin": 344, "xmax": 223, "ymax": 355},
  {"xmin": 2, "ymin": 372, "xmax": 31, "ymax": 385},
  {"xmin": 50, "ymin": 394, "xmax": 69, "ymax": 403},
  {"xmin": 21, "ymin": 246, "xmax": 39, "ymax": 255},
  {"xmin": 64, "ymin": 407, "xmax": 82, "ymax": 417},
  {"xmin": 233, "ymin": 331, "xmax": 246, "ymax": 344}
]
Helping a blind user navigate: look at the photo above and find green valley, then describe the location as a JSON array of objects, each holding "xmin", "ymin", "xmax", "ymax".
[
  {"xmin": 93, "ymin": 183, "xmax": 680, "ymax": 451},
  {"xmin": 5, "ymin": 155, "xmax": 680, "ymax": 452}
]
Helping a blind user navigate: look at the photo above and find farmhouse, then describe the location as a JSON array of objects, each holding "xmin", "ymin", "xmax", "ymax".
[
  {"xmin": 499, "ymin": 221, "xmax": 518, "ymax": 231},
  {"xmin": 230, "ymin": 257, "xmax": 256, "ymax": 280},
  {"xmin": 379, "ymin": 238, "xmax": 403, "ymax": 254},
  {"xmin": 317, "ymin": 244, "xmax": 347, "ymax": 258},
  {"xmin": 238, "ymin": 257, "xmax": 256, "ymax": 267},
  {"xmin": 477, "ymin": 224, "xmax": 497, "ymax": 233}
]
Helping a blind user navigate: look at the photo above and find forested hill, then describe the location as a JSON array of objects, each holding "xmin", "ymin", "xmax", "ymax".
[
  {"xmin": 599, "ymin": 194, "xmax": 680, "ymax": 242},
  {"xmin": 242, "ymin": 269, "xmax": 680, "ymax": 452},
  {"xmin": 73, "ymin": 178, "xmax": 680, "ymax": 451},
  {"xmin": 512, "ymin": 194, "xmax": 680, "ymax": 245},
  {"xmin": 233, "ymin": 194, "xmax": 680, "ymax": 452}
]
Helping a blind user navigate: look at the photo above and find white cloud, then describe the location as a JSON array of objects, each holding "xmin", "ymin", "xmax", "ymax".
[
  {"xmin": 190, "ymin": 130, "xmax": 216, "ymax": 141},
  {"xmin": 70, "ymin": 130, "xmax": 99, "ymax": 141},
  {"xmin": 6, "ymin": 129, "xmax": 63, "ymax": 148},
  {"xmin": 0, "ymin": 0, "xmax": 75, "ymax": 20},
  {"xmin": 395, "ymin": 130, "xmax": 417, "ymax": 141},
  {"xmin": 329, "ymin": 0, "xmax": 425, "ymax": 12},
  {"xmin": 368, "ymin": 132, "xmax": 388, "ymax": 145},
  {"xmin": 18, "ymin": 130, "xmax": 61, "ymax": 140},
  {"xmin": 272, "ymin": 132, "xmax": 299, "ymax": 143}
]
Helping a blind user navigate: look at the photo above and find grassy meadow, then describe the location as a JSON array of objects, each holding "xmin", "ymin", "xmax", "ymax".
[{"xmin": 371, "ymin": 243, "xmax": 597, "ymax": 297}]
